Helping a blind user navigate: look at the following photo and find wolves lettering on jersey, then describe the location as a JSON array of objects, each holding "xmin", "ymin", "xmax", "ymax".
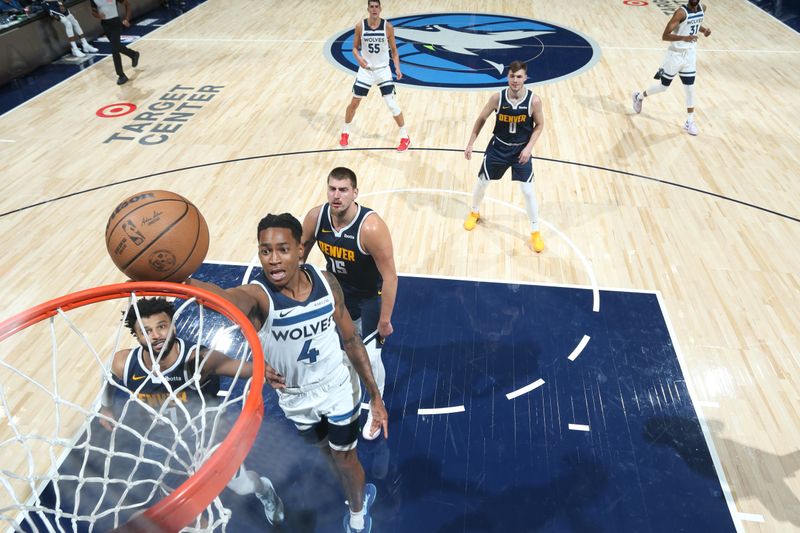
[
  {"xmin": 670, "ymin": 4, "xmax": 704, "ymax": 50},
  {"xmin": 314, "ymin": 203, "xmax": 382, "ymax": 298},
  {"xmin": 121, "ymin": 338, "xmax": 217, "ymax": 407},
  {"xmin": 250, "ymin": 264, "xmax": 344, "ymax": 388},
  {"xmin": 361, "ymin": 18, "xmax": 389, "ymax": 68},
  {"xmin": 492, "ymin": 89, "xmax": 535, "ymax": 145}
]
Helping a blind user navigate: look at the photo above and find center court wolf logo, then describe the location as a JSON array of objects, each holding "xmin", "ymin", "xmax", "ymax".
[{"xmin": 324, "ymin": 13, "xmax": 601, "ymax": 90}]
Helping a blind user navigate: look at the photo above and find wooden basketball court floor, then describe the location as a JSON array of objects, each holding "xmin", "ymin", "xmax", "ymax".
[{"xmin": 1, "ymin": 0, "xmax": 799, "ymax": 530}]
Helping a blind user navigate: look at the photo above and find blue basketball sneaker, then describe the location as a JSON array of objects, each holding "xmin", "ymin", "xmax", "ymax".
[{"xmin": 343, "ymin": 483, "xmax": 377, "ymax": 532}]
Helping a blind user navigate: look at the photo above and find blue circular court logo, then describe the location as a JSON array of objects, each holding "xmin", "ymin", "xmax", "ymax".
[{"xmin": 324, "ymin": 13, "xmax": 601, "ymax": 90}]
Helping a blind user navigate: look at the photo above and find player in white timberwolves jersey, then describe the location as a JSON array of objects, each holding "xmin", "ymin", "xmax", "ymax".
[
  {"xmin": 188, "ymin": 213, "xmax": 386, "ymax": 533},
  {"xmin": 339, "ymin": 0, "xmax": 410, "ymax": 152},
  {"xmin": 631, "ymin": 1, "xmax": 712, "ymax": 135},
  {"xmin": 100, "ymin": 297, "xmax": 284, "ymax": 525}
]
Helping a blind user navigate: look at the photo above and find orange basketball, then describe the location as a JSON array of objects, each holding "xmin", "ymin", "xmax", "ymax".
[{"xmin": 105, "ymin": 190, "xmax": 209, "ymax": 282}]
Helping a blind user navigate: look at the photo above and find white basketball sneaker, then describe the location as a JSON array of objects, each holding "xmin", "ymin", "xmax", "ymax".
[
  {"xmin": 257, "ymin": 477, "xmax": 284, "ymax": 525},
  {"xmin": 632, "ymin": 91, "xmax": 643, "ymax": 114},
  {"xmin": 71, "ymin": 47, "xmax": 85, "ymax": 58},
  {"xmin": 683, "ymin": 121, "xmax": 699, "ymax": 136},
  {"xmin": 82, "ymin": 43, "xmax": 98, "ymax": 53}
]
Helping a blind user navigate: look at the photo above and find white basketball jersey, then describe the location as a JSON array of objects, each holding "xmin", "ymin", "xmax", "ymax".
[
  {"xmin": 360, "ymin": 18, "xmax": 390, "ymax": 69},
  {"xmin": 251, "ymin": 264, "xmax": 343, "ymax": 388},
  {"xmin": 670, "ymin": 4, "xmax": 704, "ymax": 51}
]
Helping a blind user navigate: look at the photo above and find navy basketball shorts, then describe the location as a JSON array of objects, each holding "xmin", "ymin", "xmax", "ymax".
[{"xmin": 479, "ymin": 137, "xmax": 534, "ymax": 183}]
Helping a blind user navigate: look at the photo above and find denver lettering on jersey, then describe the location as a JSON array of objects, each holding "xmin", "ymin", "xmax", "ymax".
[
  {"xmin": 137, "ymin": 390, "xmax": 188, "ymax": 407},
  {"xmin": 318, "ymin": 241, "xmax": 356, "ymax": 262},
  {"xmin": 497, "ymin": 113, "xmax": 528, "ymax": 124}
]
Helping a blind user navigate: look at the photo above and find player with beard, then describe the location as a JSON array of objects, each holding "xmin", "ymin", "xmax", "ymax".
[{"xmin": 99, "ymin": 297, "xmax": 284, "ymax": 526}]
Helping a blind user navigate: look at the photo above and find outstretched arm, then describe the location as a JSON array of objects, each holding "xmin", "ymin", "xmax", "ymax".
[
  {"xmin": 185, "ymin": 278, "xmax": 267, "ymax": 330},
  {"xmin": 197, "ymin": 347, "xmax": 285, "ymax": 390},
  {"xmin": 324, "ymin": 271, "xmax": 388, "ymax": 438}
]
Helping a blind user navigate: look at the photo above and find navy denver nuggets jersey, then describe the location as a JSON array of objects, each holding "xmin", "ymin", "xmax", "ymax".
[
  {"xmin": 492, "ymin": 88, "xmax": 535, "ymax": 145},
  {"xmin": 121, "ymin": 338, "xmax": 219, "ymax": 407},
  {"xmin": 250, "ymin": 264, "xmax": 343, "ymax": 388},
  {"xmin": 314, "ymin": 203, "xmax": 382, "ymax": 299},
  {"xmin": 361, "ymin": 18, "xmax": 389, "ymax": 68}
]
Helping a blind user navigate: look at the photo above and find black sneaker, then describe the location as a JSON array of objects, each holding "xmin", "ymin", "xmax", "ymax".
[
  {"xmin": 117, "ymin": 74, "xmax": 129, "ymax": 85},
  {"xmin": 132, "ymin": 51, "xmax": 140, "ymax": 68}
]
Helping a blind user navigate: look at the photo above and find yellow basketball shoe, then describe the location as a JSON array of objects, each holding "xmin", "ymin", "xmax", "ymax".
[
  {"xmin": 531, "ymin": 231, "xmax": 544, "ymax": 253},
  {"xmin": 463, "ymin": 211, "xmax": 480, "ymax": 231}
]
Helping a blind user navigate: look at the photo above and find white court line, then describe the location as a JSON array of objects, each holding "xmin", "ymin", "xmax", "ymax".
[
  {"xmin": 146, "ymin": 37, "xmax": 327, "ymax": 43},
  {"xmin": 0, "ymin": 139, "xmax": 16, "ymax": 143},
  {"xmin": 506, "ymin": 378, "xmax": 545, "ymax": 400},
  {"xmin": 603, "ymin": 45, "xmax": 800, "ymax": 54},
  {"xmin": 655, "ymin": 291, "xmax": 744, "ymax": 533},
  {"xmin": 568, "ymin": 424, "xmax": 591, "ymax": 432},
  {"xmin": 567, "ymin": 335, "xmax": 591, "ymax": 361},
  {"xmin": 418, "ymin": 406, "xmax": 465, "ymax": 416},
  {"xmin": 735, "ymin": 513, "xmax": 765, "ymax": 523},
  {"xmin": 359, "ymin": 188, "xmax": 601, "ymax": 313}
]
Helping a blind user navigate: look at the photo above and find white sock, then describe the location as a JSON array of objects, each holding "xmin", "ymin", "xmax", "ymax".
[
  {"xmin": 519, "ymin": 181, "xmax": 539, "ymax": 232},
  {"xmin": 342, "ymin": 123, "xmax": 350, "ymax": 134},
  {"xmin": 81, "ymin": 38, "xmax": 90, "ymax": 46},
  {"xmin": 399, "ymin": 126, "xmax": 408, "ymax": 138},
  {"xmin": 71, "ymin": 43, "xmax": 80, "ymax": 52},
  {"xmin": 471, "ymin": 178, "xmax": 489, "ymax": 213},
  {"xmin": 686, "ymin": 112, "xmax": 695, "ymax": 123},
  {"xmin": 226, "ymin": 466, "xmax": 259, "ymax": 495},
  {"xmin": 350, "ymin": 507, "xmax": 366, "ymax": 529},
  {"xmin": 644, "ymin": 83, "xmax": 668, "ymax": 97}
]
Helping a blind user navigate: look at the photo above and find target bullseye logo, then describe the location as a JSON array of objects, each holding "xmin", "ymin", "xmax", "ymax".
[
  {"xmin": 623, "ymin": 0, "xmax": 648, "ymax": 5},
  {"xmin": 96, "ymin": 102, "xmax": 137, "ymax": 118}
]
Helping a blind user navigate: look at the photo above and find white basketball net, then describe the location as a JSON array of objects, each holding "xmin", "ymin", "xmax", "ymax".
[{"xmin": 0, "ymin": 293, "xmax": 255, "ymax": 532}]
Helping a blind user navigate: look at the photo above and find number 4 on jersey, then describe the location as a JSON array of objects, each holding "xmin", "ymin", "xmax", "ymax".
[{"xmin": 297, "ymin": 339, "xmax": 319, "ymax": 364}]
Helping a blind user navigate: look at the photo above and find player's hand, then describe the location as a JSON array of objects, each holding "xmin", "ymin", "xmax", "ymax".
[
  {"xmin": 684, "ymin": 35, "xmax": 697, "ymax": 43},
  {"xmin": 264, "ymin": 363, "xmax": 286, "ymax": 389},
  {"xmin": 518, "ymin": 147, "xmax": 532, "ymax": 165},
  {"xmin": 464, "ymin": 144, "xmax": 473, "ymax": 160},
  {"xmin": 122, "ymin": 18, "xmax": 130, "ymax": 27},
  {"xmin": 701, "ymin": 27, "xmax": 711, "ymax": 37},
  {"xmin": 99, "ymin": 406, "xmax": 116, "ymax": 431},
  {"xmin": 368, "ymin": 396, "xmax": 389, "ymax": 439},
  {"xmin": 395, "ymin": 68, "xmax": 403, "ymax": 80},
  {"xmin": 378, "ymin": 320, "xmax": 393, "ymax": 339},
  {"xmin": 358, "ymin": 57, "xmax": 369, "ymax": 69}
]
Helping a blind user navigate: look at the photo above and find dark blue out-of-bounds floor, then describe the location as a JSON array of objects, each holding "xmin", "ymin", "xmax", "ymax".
[{"xmin": 22, "ymin": 263, "xmax": 738, "ymax": 532}]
